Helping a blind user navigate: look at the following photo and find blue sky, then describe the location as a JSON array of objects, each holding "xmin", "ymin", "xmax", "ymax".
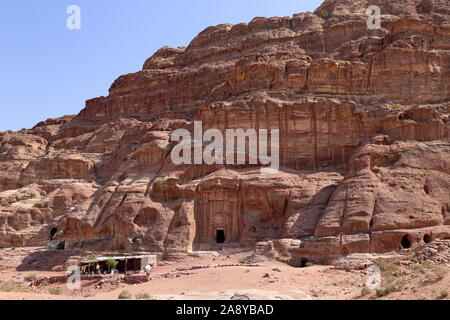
[{"xmin": 0, "ymin": 0, "xmax": 322, "ymax": 131}]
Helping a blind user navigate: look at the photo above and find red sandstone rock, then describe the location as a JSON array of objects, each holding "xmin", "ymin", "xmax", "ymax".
[{"xmin": 0, "ymin": 1, "xmax": 448, "ymax": 262}]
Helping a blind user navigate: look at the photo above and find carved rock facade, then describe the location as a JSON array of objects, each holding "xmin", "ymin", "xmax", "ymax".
[{"xmin": 0, "ymin": 0, "xmax": 449, "ymax": 261}]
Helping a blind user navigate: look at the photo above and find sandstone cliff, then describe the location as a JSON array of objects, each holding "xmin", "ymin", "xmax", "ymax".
[{"xmin": 0, "ymin": 0, "xmax": 449, "ymax": 262}]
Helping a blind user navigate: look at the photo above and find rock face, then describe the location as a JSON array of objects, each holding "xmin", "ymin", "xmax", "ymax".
[{"xmin": 0, "ymin": 0, "xmax": 449, "ymax": 261}]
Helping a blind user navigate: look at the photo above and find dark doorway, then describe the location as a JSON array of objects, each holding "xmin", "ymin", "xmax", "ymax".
[
  {"xmin": 288, "ymin": 256, "xmax": 310, "ymax": 268},
  {"xmin": 49, "ymin": 228, "xmax": 58, "ymax": 241},
  {"xmin": 423, "ymin": 234, "xmax": 432, "ymax": 244},
  {"xmin": 216, "ymin": 230, "xmax": 225, "ymax": 244},
  {"xmin": 400, "ymin": 235, "xmax": 411, "ymax": 249},
  {"xmin": 300, "ymin": 257, "xmax": 309, "ymax": 268}
]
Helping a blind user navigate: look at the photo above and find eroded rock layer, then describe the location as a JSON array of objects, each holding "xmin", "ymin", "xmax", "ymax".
[{"xmin": 0, "ymin": 0, "xmax": 449, "ymax": 261}]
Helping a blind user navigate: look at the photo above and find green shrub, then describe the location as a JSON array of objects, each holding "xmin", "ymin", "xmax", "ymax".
[
  {"xmin": 135, "ymin": 293, "xmax": 151, "ymax": 300},
  {"xmin": 440, "ymin": 290, "xmax": 449, "ymax": 299},
  {"xmin": 329, "ymin": 18, "xmax": 339, "ymax": 25},
  {"xmin": 40, "ymin": 278, "xmax": 49, "ymax": 286},
  {"xmin": 395, "ymin": 279, "xmax": 407, "ymax": 287},
  {"xmin": 48, "ymin": 287, "xmax": 62, "ymax": 295},
  {"xmin": 414, "ymin": 261, "xmax": 448, "ymax": 283},
  {"xmin": 427, "ymin": 264, "xmax": 447, "ymax": 282},
  {"xmin": 106, "ymin": 259, "xmax": 119, "ymax": 271},
  {"xmin": 305, "ymin": 262, "xmax": 315, "ymax": 268},
  {"xmin": 361, "ymin": 287, "xmax": 372, "ymax": 296},
  {"xmin": 375, "ymin": 289, "xmax": 384, "ymax": 297},
  {"xmin": 24, "ymin": 274, "xmax": 37, "ymax": 282},
  {"xmin": 431, "ymin": 265, "xmax": 448, "ymax": 281},
  {"xmin": 376, "ymin": 285, "xmax": 396, "ymax": 297},
  {"xmin": 392, "ymin": 103, "xmax": 405, "ymax": 110},
  {"xmin": 320, "ymin": 9, "xmax": 330, "ymax": 18},
  {"xmin": 0, "ymin": 281, "xmax": 20, "ymax": 292},
  {"xmin": 118, "ymin": 290, "xmax": 132, "ymax": 300},
  {"xmin": 399, "ymin": 13, "xmax": 406, "ymax": 19},
  {"xmin": 377, "ymin": 260, "xmax": 399, "ymax": 273},
  {"xmin": 239, "ymin": 256, "xmax": 252, "ymax": 264}
]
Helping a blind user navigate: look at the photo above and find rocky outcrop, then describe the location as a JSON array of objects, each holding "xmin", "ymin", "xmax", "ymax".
[{"xmin": 0, "ymin": 1, "xmax": 448, "ymax": 262}]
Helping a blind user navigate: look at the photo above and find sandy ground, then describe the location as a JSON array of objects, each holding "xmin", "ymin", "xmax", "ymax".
[{"xmin": 0, "ymin": 247, "xmax": 449, "ymax": 300}]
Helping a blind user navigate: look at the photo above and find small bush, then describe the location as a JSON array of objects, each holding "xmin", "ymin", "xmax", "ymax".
[
  {"xmin": 239, "ymin": 256, "xmax": 252, "ymax": 264},
  {"xmin": 0, "ymin": 281, "xmax": 20, "ymax": 292},
  {"xmin": 431, "ymin": 265, "xmax": 448, "ymax": 281},
  {"xmin": 415, "ymin": 261, "xmax": 448, "ymax": 283},
  {"xmin": 118, "ymin": 290, "xmax": 132, "ymax": 300},
  {"xmin": 440, "ymin": 290, "xmax": 449, "ymax": 299},
  {"xmin": 376, "ymin": 285, "xmax": 396, "ymax": 297},
  {"xmin": 24, "ymin": 274, "xmax": 37, "ymax": 282},
  {"xmin": 395, "ymin": 279, "xmax": 407, "ymax": 287},
  {"xmin": 329, "ymin": 18, "xmax": 339, "ymax": 25},
  {"xmin": 48, "ymin": 287, "xmax": 62, "ymax": 295},
  {"xmin": 305, "ymin": 262, "xmax": 315, "ymax": 268},
  {"xmin": 106, "ymin": 259, "xmax": 119, "ymax": 272},
  {"xmin": 377, "ymin": 260, "xmax": 399, "ymax": 273},
  {"xmin": 399, "ymin": 13, "xmax": 406, "ymax": 19},
  {"xmin": 375, "ymin": 289, "xmax": 384, "ymax": 297},
  {"xmin": 40, "ymin": 278, "xmax": 49, "ymax": 286},
  {"xmin": 135, "ymin": 293, "xmax": 151, "ymax": 300},
  {"xmin": 392, "ymin": 103, "xmax": 405, "ymax": 110},
  {"xmin": 427, "ymin": 266, "xmax": 448, "ymax": 282},
  {"xmin": 320, "ymin": 9, "xmax": 330, "ymax": 18},
  {"xmin": 361, "ymin": 287, "xmax": 372, "ymax": 296}
]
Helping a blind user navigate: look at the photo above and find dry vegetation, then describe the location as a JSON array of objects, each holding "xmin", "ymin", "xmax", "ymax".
[{"xmin": 359, "ymin": 259, "xmax": 450, "ymax": 299}]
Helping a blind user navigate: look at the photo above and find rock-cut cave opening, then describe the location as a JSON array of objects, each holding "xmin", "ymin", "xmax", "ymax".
[
  {"xmin": 423, "ymin": 234, "xmax": 432, "ymax": 244},
  {"xmin": 216, "ymin": 230, "xmax": 225, "ymax": 244},
  {"xmin": 49, "ymin": 227, "xmax": 58, "ymax": 241},
  {"xmin": 400, "ymin": 235, "xmax": 412, "ymax": 249}
]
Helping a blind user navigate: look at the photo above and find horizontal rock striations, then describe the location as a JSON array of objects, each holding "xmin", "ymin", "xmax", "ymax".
[{"xmin": 0, "ymin": 0, "xmax": 449, "ymax": 262}]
